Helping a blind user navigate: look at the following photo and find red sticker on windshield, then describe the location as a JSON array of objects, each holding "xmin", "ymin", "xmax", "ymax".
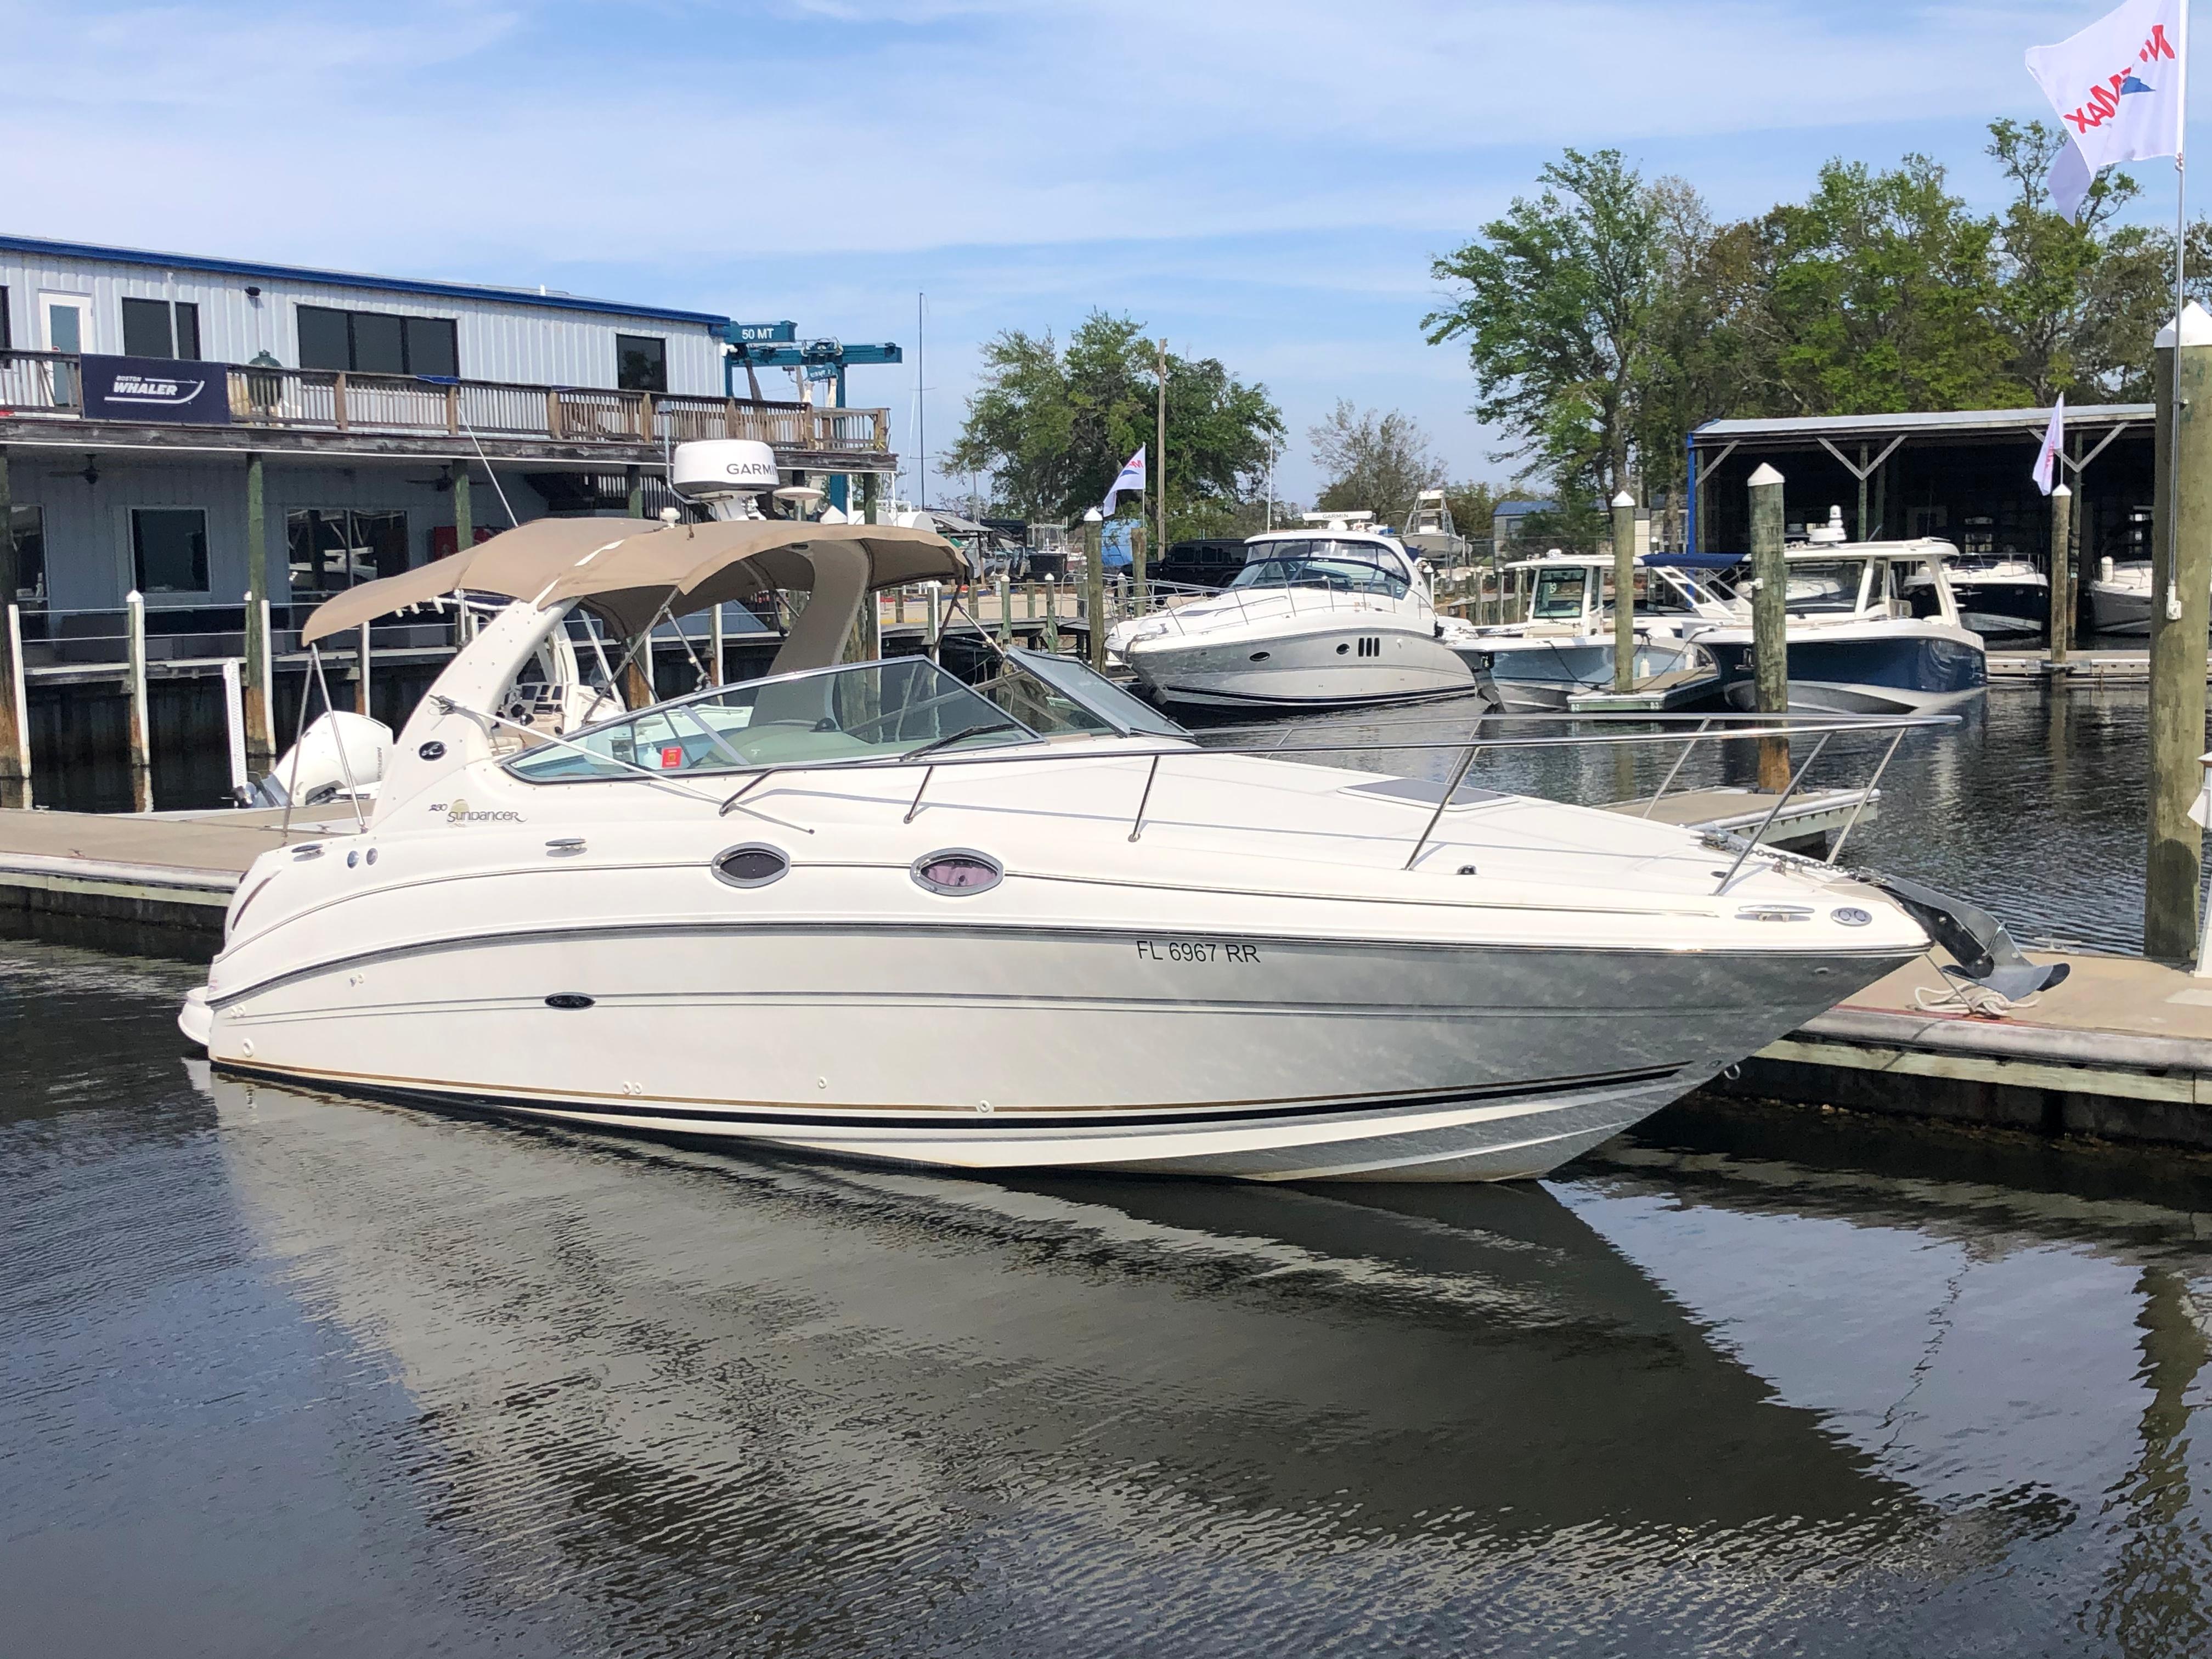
[{"xmin": 659, "ymin": 746, "xmax": 683, "ymax": 769}]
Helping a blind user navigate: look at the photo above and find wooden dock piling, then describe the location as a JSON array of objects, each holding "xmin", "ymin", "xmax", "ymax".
[
  {"xmin": 1748, "ymin": 462, "xmax": 1790, "ymax": 791},
  {"xmin": 244, "ymin": 455, "xmax": 274, "ymax": 775},
  {"xmin": 1, "ymin": 603, "xmax": 28, "ymax": 810},
  {"xmin": 2049, "ymin": 483, "xmax": 2073, "ymax": 665},
  {"xmin": 1611, "ymin": 490, "xmax": 1636, "ymax": 694},
  {"xmin": 2145, "ymin": 304, "xmax": 2212, "ymax": 961},
  {"xmin": 1083, "ymin": 510, "xmax": 1107, "ymax": 672},
  {"xmin": 124, "ymin": 592, "xmax": 153, "ymax": 813}
]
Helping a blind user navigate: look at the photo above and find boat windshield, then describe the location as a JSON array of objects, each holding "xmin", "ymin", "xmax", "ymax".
[
  {"xmin": 1229, "ymin": 541, "xmax": 1409, "ymax": 599},
  {"xmin": 1764, "ymin": 559, "xmax": 1871, "ymax": 614},
  {"xmin": 1529, "ymin": 565, "xmax": 1593, "ymax": 621},
  {"xmin": 505, "ymin": 651, "xmax": 1183, "ymax": 784}
]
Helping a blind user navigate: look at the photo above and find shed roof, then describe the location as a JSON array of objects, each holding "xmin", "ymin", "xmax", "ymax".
[
  {"xmin": 0, "ymin": 234, "xmax": 730, "ymax": 328},
  {"xmin": 1493, "ymin": 499, "xmax": 1556, "ymax": 515},
  {"xmin": 1692, "ymin": 405, "xmax": 2151, "ymax": 445}
]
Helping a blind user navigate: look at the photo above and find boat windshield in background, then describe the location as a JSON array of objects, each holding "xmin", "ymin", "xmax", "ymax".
[{"xmin": 1228, "ymin": 548, "xmax": 1412, "ymax": 600}]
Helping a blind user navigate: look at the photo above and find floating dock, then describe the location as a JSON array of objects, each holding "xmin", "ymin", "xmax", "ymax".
[{"xmin": 1722, "ymin": 950, "xmax": 2212, "ymax": 1151}]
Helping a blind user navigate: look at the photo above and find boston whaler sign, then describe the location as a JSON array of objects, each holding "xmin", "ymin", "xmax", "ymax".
[{"xmin": 80, "ymin": 354, "xmax": 232, "ymax": 424}]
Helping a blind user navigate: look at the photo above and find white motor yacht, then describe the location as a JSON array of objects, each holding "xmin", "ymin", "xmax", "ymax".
[
  {"xmin": 1104, "ymin": 526, "xmax": 1475, "ymax": 709},
  {"xmin": 174, "ymin": 511, "xmax": 2011, "ymax": 1184},
  {"xmin": 1687, "ymin": 540, "xmax": 1987, "ymax": 715}
]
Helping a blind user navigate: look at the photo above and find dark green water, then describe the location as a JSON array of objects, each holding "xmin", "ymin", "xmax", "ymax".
[{"xmin": 6, "ymin": 944, "xmax": 2212, "ymax": 1656}]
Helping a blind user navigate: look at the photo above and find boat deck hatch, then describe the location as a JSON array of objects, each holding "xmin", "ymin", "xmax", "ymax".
[{"xmin": 1342, "ymin": 778, "xmax": 1509, "ymax": 809}]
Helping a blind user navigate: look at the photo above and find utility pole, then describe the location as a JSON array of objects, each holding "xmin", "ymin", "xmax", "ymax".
[
  {"xmin": 1748, "ymin": 462, "xmax": 1790, "ymax": 793},
  {"xmin": 2145, "ymin": 303, "xmax": 2212, "ymax": 961},
  {"xmin": 1610, "ymin": 490, "xmax": 1637, "ymax": 695}
]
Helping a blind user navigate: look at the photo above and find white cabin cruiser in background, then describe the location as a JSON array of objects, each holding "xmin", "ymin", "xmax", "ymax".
[
  {"xmin": 2085, "ymin": 557, "xmax": 2155, "ymax": 635},
  {"xmin": 1904, "ymin": 555, "xmax": 2048, "ymax": 637},
  {"xmin": 176, "ymin": 456, "xmax": 2065, "ymax": 1183},
  {"xmin": 1686, "ymin": 539, "xmax": 1987, "ymax": 715},
  {"xmin": 1104, "ymin": 524, "xmax": 1476, "ymax": 709},
  {"xmin": 1452, "ymin": 553, "xmax": 1735, "ymax": 713}
]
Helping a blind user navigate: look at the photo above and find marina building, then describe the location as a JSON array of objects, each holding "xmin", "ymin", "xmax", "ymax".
[
  {"xmin": 1688, "ymin": 406, "xmax": 2154, "ymax": 567},
  {"xmin": 0, "ymin": 236, "xmax": 896, "ymax": 634}
]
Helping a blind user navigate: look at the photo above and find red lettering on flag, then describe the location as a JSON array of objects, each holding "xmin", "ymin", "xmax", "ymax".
[
  {"xmin": 2147, "ymin": 22, "xmax": 2176, "ymax": 59},
  {"xmin": 2066, "ymin": 105, "xmax": 2095, "ymax": 133}
]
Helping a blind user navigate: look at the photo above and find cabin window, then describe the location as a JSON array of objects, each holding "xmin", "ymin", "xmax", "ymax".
[
  {"xmin": 297, "ymin": 306, "xmax": 459, "ymax": 377},
  {"xmin": 912, "ymin": 850, "xmax": 1002, "ymax": 895},
  {"xmin": 617, "ymin": 335, "xmax": 667, "ymax": 393},
  {"xmin": 713, "ymin": 844, "xmax": 789, "ymax": 888},
  {"xmin": 131, "ymin": 508, "xmax": 209, "ymax": 594},
  {"xmin": 287, "ymin": 509, "xmax": 409, "ymax": 600},
  {"xmin": 7, "ymin": 505, "xmax": 44, "ymax": 602},
  {"xmin": 120, "ymin": 298, "xmax": 200, "ymax": 360},
  {"xmin": 0, "ymin": 287, "xmax": 10, "ymax": 350}
]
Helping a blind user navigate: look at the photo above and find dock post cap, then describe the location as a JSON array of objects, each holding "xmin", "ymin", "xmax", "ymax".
[
  {"xmin": 2051, "ymin": 482, "xmax": 2072, "ymax": 497},
  {"xmin": 1748, "ymin": 463, "xmax": 1785, "ymax": 487},
  {"xmin": 1610, "ymin": 490, "xmax": 1635, "ymax": 507},
  {"xmin": 2154, "ymin": 300, "xmax": 2212, "ymax": 348}
]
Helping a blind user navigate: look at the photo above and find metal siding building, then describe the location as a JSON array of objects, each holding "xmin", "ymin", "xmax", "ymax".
[
  {"xmin": 0, "ymin": 236, "xmax": 729, "ymax": 393},
  {"xmin": 1, "ymin": 236, "xmax": 897, "ymax": 629}
]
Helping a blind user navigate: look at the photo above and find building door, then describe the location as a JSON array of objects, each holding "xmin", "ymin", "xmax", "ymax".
[{"xmin": 39, "ymin": 294, "xmax": 92, "ymax": 407}]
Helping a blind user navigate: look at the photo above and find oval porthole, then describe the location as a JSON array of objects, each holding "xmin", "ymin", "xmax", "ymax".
[
  {"xmin": 1335, "ymin": 642, "xmax": 1351, "ymax": 654},
  {"xmin": 545, "ymin": 992, "xmax": 595, "ymax": 1010},
  {"xmin": 1249, "ymin": 650, "xmax": 1271, "ymax": 662},
  {"xmin": 714, "ymin": 844, "xmax": 789, "ymax": 888},
  {"xmin": 912, "ymin": 849, "xmax": 1002, "ymax": 895}
]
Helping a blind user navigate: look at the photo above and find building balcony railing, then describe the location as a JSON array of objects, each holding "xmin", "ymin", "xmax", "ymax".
[{"xmin": 0, "ymin": 349, "xmax": 890, "ymax": 454}]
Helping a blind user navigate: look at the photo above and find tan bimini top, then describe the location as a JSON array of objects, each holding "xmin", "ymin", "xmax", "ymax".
[{"xmin": 298, "ymin": 516, "xmax": 967, "ymax": 645}]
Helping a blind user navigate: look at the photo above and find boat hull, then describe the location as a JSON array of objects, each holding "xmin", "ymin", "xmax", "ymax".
[
  {"xmin": 1706, "ymin": 629, "xmax": 1986, "ymax": 715},
  {"xmin": 2085, "ymin": 580, "xmax": 2151, "ymax": 636},
  {"xmin": 1126, "ymin": 624, "xmax": 1475, "ymax": 709},
  {"xmin": 199, "ymin": 922, "xmax": 1914, "ymax": 1182}
]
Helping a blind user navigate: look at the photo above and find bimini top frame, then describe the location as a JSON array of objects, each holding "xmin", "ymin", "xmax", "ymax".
[{"xmin": 298, "ymin": 515, "xmax": 967, "ymax": 649}]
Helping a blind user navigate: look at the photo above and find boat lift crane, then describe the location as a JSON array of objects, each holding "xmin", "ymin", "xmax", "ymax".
[{"xmin": 719, "ymin": 323, "xmax": 904, "ymax": 515}]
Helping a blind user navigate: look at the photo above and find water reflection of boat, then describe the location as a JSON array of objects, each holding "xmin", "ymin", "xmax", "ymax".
[{"xmin": 198, "ymin": 1064, "xmax": 1925, "ymax": 1564}]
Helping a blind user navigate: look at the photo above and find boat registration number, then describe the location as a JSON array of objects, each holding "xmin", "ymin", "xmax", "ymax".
[{"xmin": 1137, "ymin": 940, "xmax": 1259, "ymax": 964}]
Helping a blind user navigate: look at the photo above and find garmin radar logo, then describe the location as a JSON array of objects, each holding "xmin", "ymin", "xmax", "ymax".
[{"xmin": 725, "ymin": 458, "xmax": 777, "ymax": 484}]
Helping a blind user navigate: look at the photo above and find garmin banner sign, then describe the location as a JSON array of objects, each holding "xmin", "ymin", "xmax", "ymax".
[{"xmin": 81, "ymin": 355, "xmax": 233, "ymax": 425}]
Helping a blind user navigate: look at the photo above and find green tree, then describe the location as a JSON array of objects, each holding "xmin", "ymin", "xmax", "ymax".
[
  {"xmin": 949, "ymin": 311, "xmax": 1283, "ymax": 534},
  {"xmin": 1425, "ymin": 148, "xmax": 1667, "ymax": 503},
  {"xmin": 1307, "ymin": 400, "xmax": 1443, "ymax": 520},
  {"xmin": 1987, "ymin": 118, "xmax": 2144, "ymax": 400},
  {"xmin": 1754, "ymin": 155, "xmax": 2022, "ymax": 414},
  {"xmin": 1442, "ymin": 480, "xmax": 1508, "ymax": 541}
]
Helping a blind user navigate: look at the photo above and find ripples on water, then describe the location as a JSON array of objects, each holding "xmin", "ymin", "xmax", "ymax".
[
  {"xmin": 7, "ymin": 947, "xmax": 2212, "ymax": 1656},
  {"xmin": 1190, "ymin": 683, "xmax": 2171, "ymax": 955}
]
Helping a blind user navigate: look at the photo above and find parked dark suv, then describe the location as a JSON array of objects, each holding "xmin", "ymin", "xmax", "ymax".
[{"xmin": 1146, "ymin": 538, "xmax": 1249, "ymax": 592}]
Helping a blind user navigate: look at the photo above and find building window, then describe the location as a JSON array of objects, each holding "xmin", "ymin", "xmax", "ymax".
[
  {"xmin": 0, "ymin": 287, "xmax": 10, "ymax": 351},
  {"xmin": 286, "ymin": 509, "xmax": 409, "ymax": 600},
  {"xmin": 296, "ymin": 306, "xmax": 458, "ymax": 378},
  {"xmin": 616, "ymin": 335, "xmax": 667, "ymax": 393},
  {"xmin": 131, "ymin": 507, "xmax": 209, "ymax": 594},
  {"xmin": 120, "ymin": 298, "xmax": 201, "ymax": 360},
  {"xmin": 7, "ymin": 505, "xmax": 44, "ymax": 602}
]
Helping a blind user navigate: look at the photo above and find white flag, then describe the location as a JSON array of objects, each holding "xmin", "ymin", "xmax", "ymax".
[
  {"xmin": 2027, "ymin": 0, "xmax": 2187, "ymax": 220},
  {"xmin": 2033, "ymin": 397, "xmax": 2067, "ymax": 495},
  {"xmin": 1100, "ymin": 445, "xmax": 1146, "ymax": 516}
]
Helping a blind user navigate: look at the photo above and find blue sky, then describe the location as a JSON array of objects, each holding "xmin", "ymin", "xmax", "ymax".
[{"xmin": 1, "ymin": 0, "xmax": 2175, "ymax": 504}]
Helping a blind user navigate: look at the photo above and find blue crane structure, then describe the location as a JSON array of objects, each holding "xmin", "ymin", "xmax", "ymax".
[{"xmin": 719, "ymin": 323, "xmax": 904, "ymax": 514}]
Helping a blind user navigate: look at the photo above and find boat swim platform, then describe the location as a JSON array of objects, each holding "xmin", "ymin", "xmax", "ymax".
[{"xmin": 1715, "ymin": 948, "xmax": 2212, "ymax": 1154}]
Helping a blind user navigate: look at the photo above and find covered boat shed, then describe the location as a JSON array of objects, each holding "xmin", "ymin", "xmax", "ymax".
[{"xmin": 1688, "ymin": 405, "xmax": 2154, "ymax": 572}]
